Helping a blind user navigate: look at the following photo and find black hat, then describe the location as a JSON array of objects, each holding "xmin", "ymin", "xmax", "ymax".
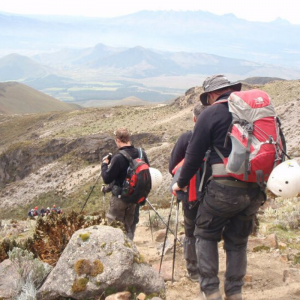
[{"xmin": 200, "ymin": 74, "xmax": 242, "ymax": 106}]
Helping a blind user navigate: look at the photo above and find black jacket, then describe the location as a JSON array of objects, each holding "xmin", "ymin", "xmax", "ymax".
[
  {"xmin": 101, "ymin": 145, "xmax": 150, "ymax": 187},
  {"xmin": 169, "ymin": 130, "xmax": 192, "ymax": 174},
  {"xmin": 177, "ymin": 92, "xmax": 232, "ymax": 188}
]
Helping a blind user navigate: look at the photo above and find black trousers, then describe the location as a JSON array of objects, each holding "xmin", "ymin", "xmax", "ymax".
[
  {"xmin": 194, "ymin": 179, "xmax": 265, "ymax": 297},
  {"xmin": 182, "ymin": 196, "xmax": 199, "ymax": 275}
]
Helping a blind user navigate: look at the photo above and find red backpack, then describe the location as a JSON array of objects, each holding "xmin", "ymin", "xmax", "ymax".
[
  {"xmin": 119, "ymin": 148, "xmax": 151, "ymax": 204},
  {"xmin": 214, "ymin": 89, "xmax": 287, "ymax": 185}
]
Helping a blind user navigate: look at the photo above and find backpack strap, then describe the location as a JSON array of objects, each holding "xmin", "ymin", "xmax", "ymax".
[
  {"xmin": 118, "ymin": 150, "xmax": 134, "ymax": 168},
  {"xmin": 213, "ymin": 145, "xmax": 224, "ymax": 160},
  {"xmin": 244, "ymin": 122, "xmax": 254, "ymax": 181},
  {"xmin": 199, "ymin": 149, "xmax": 211, "ymax": 192},
  {"xmin": 138, "ymin": 147, "xmax": 143, "ymax": 160}
]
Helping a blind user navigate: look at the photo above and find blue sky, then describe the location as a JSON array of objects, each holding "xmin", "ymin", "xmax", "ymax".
[{"xmin": 1, "ymin": 0, "xmax": 300, "ymax": 24}]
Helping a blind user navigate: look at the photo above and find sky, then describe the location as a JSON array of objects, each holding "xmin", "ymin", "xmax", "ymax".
[{"xmin": 0, "ymin": 0, "xmax": 300, "ymax": 24}]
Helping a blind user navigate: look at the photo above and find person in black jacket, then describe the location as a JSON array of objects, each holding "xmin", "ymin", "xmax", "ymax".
[
  {"xmin": 169, "ymin": 102, "xmax": 206, "ymax": 282},
  {"xmin": 172, "ymin": 75, "xmax": 265, "ymax": 300},
  {"xmin": 101, "ymin": 127, "xmax": 150, "ymax": 240}
]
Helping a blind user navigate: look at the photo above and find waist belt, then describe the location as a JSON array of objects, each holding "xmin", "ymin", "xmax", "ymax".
[
  {"xmin": 212, "ymin": 163, "xmax": 229, "ymax": 176},
  {"xmin": 213, "ymin": 177, "xmax": 258, "ymax": 188},
  {"xmin": 212, "ymin": 164, "xmax": 257, "ymax": 188}
]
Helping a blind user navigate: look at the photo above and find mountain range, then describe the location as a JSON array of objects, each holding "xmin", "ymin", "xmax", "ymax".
[
  {"xmin": 1, "ymin": 10, "xmax": 300, "ymax": 69},
  {"xmin": 1, "ymin": 10, "xmax": 300, "ymax": 107}
]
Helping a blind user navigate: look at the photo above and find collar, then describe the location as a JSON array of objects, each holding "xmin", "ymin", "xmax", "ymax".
[
  {"xmin": 215, "ymin": 91, "xmax": 232, "ymax": 102},
  {"xmin": 119, "ymin": 145, "xmax": 134, "ymax": 150}
]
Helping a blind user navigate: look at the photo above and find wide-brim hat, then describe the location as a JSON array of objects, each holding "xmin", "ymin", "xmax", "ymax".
[{"xmin": 200, "ymin": 74, "xmax": 242, "ymax": 106}]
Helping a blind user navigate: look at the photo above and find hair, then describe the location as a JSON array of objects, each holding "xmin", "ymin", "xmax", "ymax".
[
  {"xmin": 114, "ymin": 127, "xmax": 130, "ymax": 143},
  {"xmin": 193, "ymin": 103, "xmax": 206, "ymax": 120}
]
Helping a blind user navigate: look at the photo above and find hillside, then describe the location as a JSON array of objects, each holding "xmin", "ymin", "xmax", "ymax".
[
  {"xmin": 0, "ymin": 78, "xmax": 300, "ymax": 299},
  {"xmin": 0, "ymin": 81, "xmax": 80, "ymax": 114},
  {"xmin": 0, "ymin": 53, "xmax": 50, "ymax": 81},
  {"xmin": 0, "ymin": 78, "xmax": 300, "ymax": 218}
]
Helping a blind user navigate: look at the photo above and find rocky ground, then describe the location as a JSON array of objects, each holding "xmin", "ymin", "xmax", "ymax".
[
  {"xmin": 0, "ymin": 205, "xmax": 300, "ymax": 300},
  {"xmin": 135, "ymin": 209, "xmax": 300, "ymax": 300}
]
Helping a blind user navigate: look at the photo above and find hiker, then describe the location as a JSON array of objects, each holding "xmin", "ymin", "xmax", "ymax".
[
  {"xmin": 101, "ymin": 127, "xmax": 150, "ymax": 240},
  {"xmin": 27, "ymin": 209, "xmax": 34, "ymax": 218},
  {"xmin": 33, "ymin": 206, "xmax": 39, "ymax": 217},
  {"xmin": 40, "ymin": 207, "xmax": 46, "ymax": 217},
  {"xmin": 169, "ymin": 102, "xmax": 208, "ymax": 282},
  {"xmin": 172, "ymin": 75, "xmax": 266, "ymax": 300},
  {"xmin": 52, "ymin": 204, "xmax": 58, "ymax": 213},
  {"xmin": 46, "ymin": 207, "xmax": 51, "ymax": 215}
]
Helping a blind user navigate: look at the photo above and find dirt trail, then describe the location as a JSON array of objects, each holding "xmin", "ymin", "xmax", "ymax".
[{"xmin": 135, "ymin": 210, "xmax": 300, "ymax": 300}]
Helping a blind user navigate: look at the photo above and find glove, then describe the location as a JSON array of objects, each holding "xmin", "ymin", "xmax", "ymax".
[
  {"xmin": 101, "ymin": 184, "xmax": 112, "ymax": 194},
  {"xmin": 101, "ymin": 185, "xmax": 107, "ymax": 193},
  {"xmin": 176, "ymin": 190, "xmax": 188, "ymax": 203},
  {"xmin": 102, "ymin": 153, "xmax": 112, "ymax": 164}
]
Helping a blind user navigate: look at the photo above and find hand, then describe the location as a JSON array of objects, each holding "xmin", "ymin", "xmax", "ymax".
[
  {"xmin": 172, "ymin": 182, "xmax": 187, "ymax": 192},
  {"xmin": 101, "ymin": 185, "xmax": 107, "ymax": 193},
  {"xmin": 102, "ymin": 153, "xmax": 112, "ymax": 164},
  {"xmin": 176, "ymin": 190, "xmax": 186, "ymax": 203}
]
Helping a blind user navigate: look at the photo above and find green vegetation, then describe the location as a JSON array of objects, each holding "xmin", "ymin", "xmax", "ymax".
[
  {"xmin": 8, "ymin": 247, "xmax": 52, "ymax": 298},
  {"xmin": 253, "ymin": 245, "xmax": 271, "ymax": 252},
  {"xmin": 79, "ymin": 232, "xmax": 90, "ymax": 242},
  {"xmin": 74, "ymin": 259, "xmax": 104, "ymax": 276},
  {"xmin": 105, "ymin": 287, "xmax": 116, "ymax": 297},
  {"xmin": 72, "ymin": 277, "xmax": 89, "ymax": 293},
  {"xmin": 258, "ymin": 197, "xmax": 300, "ymax": 250}
]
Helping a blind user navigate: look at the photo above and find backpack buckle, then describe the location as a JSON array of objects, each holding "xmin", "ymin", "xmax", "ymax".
[{"xmin": 244, "ymin": 123, "xmax": 253, "ymax": 133}]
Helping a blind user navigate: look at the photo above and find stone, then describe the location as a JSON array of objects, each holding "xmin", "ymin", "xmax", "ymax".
[
  {"xmin": 136, "ymin": 292, "xmax": 146, "ymax": 300},
  {"xmin": 105, "ymin": 291, "xmax": 131, "ymax": 300},
  {"xmin": 244, "ymin": 274, "xmax": 253, "ymax": 283},
  {"xmin": 37, "ymin": 225, "xmax": 165, "ymax": 300},
  {"xmin": 154, "ymin": 229, "xmax": 166, "ymax": 242},
  {"xmin": 248, "ymin": 233, "xmax": 278, "ymax": 251},
  {"xmin": 0, "ymin": 259, "xmax": 19, "ymax": 299}
]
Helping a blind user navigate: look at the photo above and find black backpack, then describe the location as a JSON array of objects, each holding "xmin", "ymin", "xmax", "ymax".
[{"xmin": 119, "ymin": 148, "xmax": 151, "ymax": 204}]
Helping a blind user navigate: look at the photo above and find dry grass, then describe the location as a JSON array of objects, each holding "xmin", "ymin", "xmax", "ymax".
[{"xmin": 1, "ymin": 79, "xmax": 300, "ymax": 219}]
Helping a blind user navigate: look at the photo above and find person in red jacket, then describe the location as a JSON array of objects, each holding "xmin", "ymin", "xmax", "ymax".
[{"xmin": 169, "ymin": 102, "xmax": 208, "ymax": 282}]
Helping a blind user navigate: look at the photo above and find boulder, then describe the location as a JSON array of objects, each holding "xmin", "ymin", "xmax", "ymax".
[
  {"xmin": 0, "ymin": 259, "xmax": 19, "ymax": 299},
  {"xmin": 248, "ymin": 233, "xmax": 278, "ymax": 251},
  {"xmin": 37, "ymin": 225, "xmax": 165, "ymax": 299}
]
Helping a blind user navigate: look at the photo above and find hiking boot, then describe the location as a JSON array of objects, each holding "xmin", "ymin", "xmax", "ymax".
[
  {"xmin": 224, "ymin": 293, "xmax": 242, "ymax": 300},
  {"xmin": 205, "ymin": 291, "xmax": 222, "ymax": 300},
  {"xmin": 187, "ymin": 271, "xmax": 200, "ymax": 282}
]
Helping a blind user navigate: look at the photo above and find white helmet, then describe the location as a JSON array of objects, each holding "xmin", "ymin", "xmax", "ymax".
[
  {"xmin": 267, "ymin": 159, "xmax": 300, "ymax": 198},
  {"xmin": 149, "ymin": 167, "xmax": 163, "ymax": 190}
]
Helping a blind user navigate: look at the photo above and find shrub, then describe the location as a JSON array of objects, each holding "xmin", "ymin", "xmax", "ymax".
[{"xmin": 8, "ymin": 247, "xmax": 52, "ymax": 299}]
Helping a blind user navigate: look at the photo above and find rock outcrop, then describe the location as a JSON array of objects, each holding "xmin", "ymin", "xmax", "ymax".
[
  {"xmin": 37, "ymin": 225, "xmax": 165, "ymax": 299},
  {"xmin": 0, "ymin": 133, "xmax": 115, "ymax": 187}
]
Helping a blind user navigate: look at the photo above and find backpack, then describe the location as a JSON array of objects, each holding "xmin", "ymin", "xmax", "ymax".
[
  {"xmin": 214, "ymin": 89, "xmax": 287, "ymax": 185},
  {"xmin": 119, "ymin": 148, "xmax": 151, "ymax": 204}
]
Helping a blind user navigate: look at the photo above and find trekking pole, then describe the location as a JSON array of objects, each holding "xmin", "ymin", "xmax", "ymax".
[
  {"xmin": 102, "ymin": 185, "xmax": 106, "ymax": 219},
  {"xmin": 159, "ymin": 194, "xmax": 174, "ymax": 274},
  {"xmin": 148, "ymin": 202, "xmax": 153, "ymax": 241},
  {"xmin": 80, "ymin": 171, "xmax": 102, "ymax": 214},
  {"xmin": 172, "ymin": 192, "xmax": 182, "ymax": 283},
  {"xmin": 146, "ymin": 199, "xmax": 182, "ymax": 246}
]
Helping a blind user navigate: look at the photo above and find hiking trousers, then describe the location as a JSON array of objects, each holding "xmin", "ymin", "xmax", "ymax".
[
  {"xmin": 183, "ymin": 198, "xmax": 199, "ymax": 277},
  {"xmin": 107, "ymin": 195, "xmax": 136, "ymax": 240},
  {"xmin": 194, "ymin": 179, "xmax": 265, "ymax": 298},
  {"xmin": 130, "ymin": 204, "xmax": 140, "ymax": 239}
]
